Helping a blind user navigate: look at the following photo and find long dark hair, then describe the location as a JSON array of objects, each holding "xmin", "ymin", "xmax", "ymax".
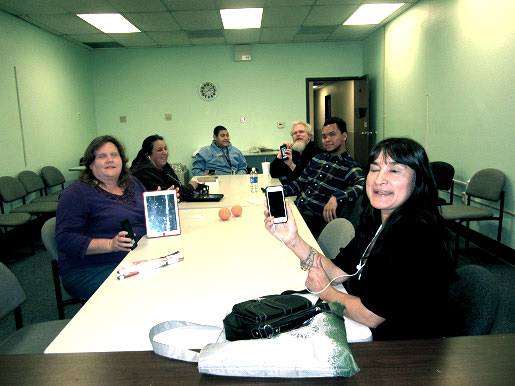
[
  {"xmin": 80, "ymin": 135, "xmax": 132, "ymax": 189},
  {"xmin": 357, "ymin": 137, "xmax": 443, "ymax": 250},
  {"xmin": 131, "ymin": 134, "xmax": 164, "ymax": 168}
]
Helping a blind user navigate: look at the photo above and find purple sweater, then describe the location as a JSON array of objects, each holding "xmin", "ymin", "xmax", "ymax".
[{"xmin": 56, "ymin": 179, "xmax": 146, "ymax": 275}]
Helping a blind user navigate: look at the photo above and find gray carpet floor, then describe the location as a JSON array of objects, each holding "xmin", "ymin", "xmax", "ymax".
[{"xmin": 1, "ymin": 237, "xmax": 514, "ymax": 345}]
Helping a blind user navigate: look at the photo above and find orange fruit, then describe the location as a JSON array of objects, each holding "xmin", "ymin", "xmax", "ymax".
[
  {"xmin": 219, "ymin": 207, "xmax": 231, "ymax": 221},
  {"xmin": 231, "ymin": 205, "xmax": 242, "ymax": 217}
]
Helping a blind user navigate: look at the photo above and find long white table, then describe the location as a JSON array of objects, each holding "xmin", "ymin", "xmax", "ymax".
[
  {"xmin": 46, "ymin": 177, "xmax": 371, "ymax": 354},
  {"xmin": 180, "ymin": 174, "xmax": 280, "ymax": 209}
]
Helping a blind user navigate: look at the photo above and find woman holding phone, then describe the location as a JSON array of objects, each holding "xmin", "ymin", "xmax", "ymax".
[{"xmin": 264, "ymin": 137, "xmax": 456, "ymax": 340}]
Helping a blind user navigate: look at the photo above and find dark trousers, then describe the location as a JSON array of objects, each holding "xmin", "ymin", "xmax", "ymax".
[{"xmin": 298, "ymin": 210, "xmax": 328, "ymax": 240}]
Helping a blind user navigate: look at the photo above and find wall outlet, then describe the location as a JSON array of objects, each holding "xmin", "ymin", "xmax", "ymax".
[
  {"xmin": 277, "ymin": 122, "xmax": 285, "ymax": 129},
  {"xmin": 76, "ymin": 112, "xmax": 81, "ymax": 120}
]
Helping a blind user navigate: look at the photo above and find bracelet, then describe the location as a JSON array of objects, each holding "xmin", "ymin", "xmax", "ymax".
[{"xmin": 300, "ymin": 247, "xmax": 316, "ymax": 271}]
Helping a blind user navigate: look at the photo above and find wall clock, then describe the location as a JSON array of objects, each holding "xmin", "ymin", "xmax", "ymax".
[{"xmin": 199, "ymin": 81, "xmax": 217, "ymax": 101}]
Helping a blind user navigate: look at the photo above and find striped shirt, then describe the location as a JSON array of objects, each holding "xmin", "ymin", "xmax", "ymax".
[{"xmin": 283, "ymin": 151, "xmax": 365, "ymax": 216}]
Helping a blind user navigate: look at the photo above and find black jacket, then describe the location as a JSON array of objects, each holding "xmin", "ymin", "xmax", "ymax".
[
  {"xmin": 270, "ymin": 141, "xmax": 322, "ymax": 183},
  {"xmin": 130, "ymin": 160, "xmax": 195, "ymax": 198}
]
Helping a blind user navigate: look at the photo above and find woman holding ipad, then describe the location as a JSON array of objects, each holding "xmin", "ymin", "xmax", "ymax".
[
  {"xmin": 264, "ymin": 138, "xmax": 456, "ymax": 340},
  {"xmin": 56, "ymin": 135, "xmax": 146, "ymax": 301}
]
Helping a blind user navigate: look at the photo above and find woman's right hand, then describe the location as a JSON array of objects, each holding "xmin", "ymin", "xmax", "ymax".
[
  {"xmin": 264, "ymin": 200, "xmax": 298, "ymax": 246},
  {"xmin": 109, "ymin": 231, "xmax": 134, "ymax": 252}
]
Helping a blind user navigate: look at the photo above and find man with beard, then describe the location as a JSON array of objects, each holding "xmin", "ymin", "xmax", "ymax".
[
  {"xmin": 270, "ymin": 121, "xmax": 322, "ymax": 183},
  {"xmin": 280, "ymin": 117, "xmax": 365, "ymax": 239}
]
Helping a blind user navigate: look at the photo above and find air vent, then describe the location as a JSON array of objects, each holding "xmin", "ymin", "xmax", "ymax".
[{"xmin": 83, "ymin": 41, "xmax": 124, "ymax": 48}]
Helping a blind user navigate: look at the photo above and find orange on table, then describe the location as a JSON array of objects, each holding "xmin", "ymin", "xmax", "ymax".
[
  {"xmin": 219, "ymin": 207, "xmax": 231, "ymax": 221},
  {"xmin": 231, "ymin": 205, "xmax": 242, "ymax": 217}
]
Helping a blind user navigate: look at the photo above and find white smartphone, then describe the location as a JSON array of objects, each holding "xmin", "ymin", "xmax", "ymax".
[{"xmin": 266, "ymin": 186, "xmax": 288, "ymax": 224}]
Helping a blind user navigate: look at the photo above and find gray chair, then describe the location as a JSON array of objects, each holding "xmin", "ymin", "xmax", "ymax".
[
  {"xmin": 440, "ymin": 168, "xmax": 505, "ymax": 252},
  {"xmin": 41, "ymin": 217, "xmax": 82, "ymax": 320},
  {"xmin": 18, "ymin": 170, "xmax": 59, "ymax": 203},
  {"xmin": 0, "ymin": 176, "xmax": 57, "ymax": 216},
  {"xmin": 430, "ymin": 161, "xmax": 455, "ymax": 205},
  {"xmin": 40, "ymin": 166, "xmax": 66, "ymax": 196},
  {"xmin": 447, "ymin": 265, "xmax": 500, "ymax": 336},
  {"xmin": 0, "ymin": 262, "xmax": 69, "ymax": 354},
  {"xmin": 317, "ymin": 218, "xmax": 355, "ymax": 259}
]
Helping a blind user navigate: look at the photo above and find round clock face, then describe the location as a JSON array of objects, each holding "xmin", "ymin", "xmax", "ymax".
[{"xmin": 199, "ymin": 82, "xmax": 217, "ymax": 101}]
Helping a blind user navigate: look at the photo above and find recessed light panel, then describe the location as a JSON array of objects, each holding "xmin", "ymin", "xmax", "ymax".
[
  {"xmin": 344, "ymin": 3, "xmax": 405, "ymax": 25},
  {"xmin": 77, "ymin": 14, "xmax": 140, "ymax": 33},
  {"xmin": 220, "ymin": 8, "xmax": 263, "ymax": 29}
]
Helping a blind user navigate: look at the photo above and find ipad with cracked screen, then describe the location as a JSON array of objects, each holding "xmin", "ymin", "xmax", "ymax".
[{"xmin": 143, "ymin": 190, "xmax": 181, "ymax": 238}]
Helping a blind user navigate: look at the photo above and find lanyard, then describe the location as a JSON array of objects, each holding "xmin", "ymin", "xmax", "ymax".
[{"xmin": 221, "ymin": 148, "xmax": 232, "ymax": 168}]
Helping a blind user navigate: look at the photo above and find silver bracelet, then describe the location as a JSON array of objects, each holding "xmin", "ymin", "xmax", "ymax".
[{"xmin": 300, "ymin": 247, "xmax": 316, "ymax": 271}]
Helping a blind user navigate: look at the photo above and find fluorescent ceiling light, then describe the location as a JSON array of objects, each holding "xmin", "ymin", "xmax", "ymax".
[
  {"xmin": 77, "ymin": 13, "xmax": 140, "ymax": 33},
  {"xmin": 344, "ymin": 3, "xmax": 405, "ymax": 25},
  {"xmin": 220, "ymin": 8, "xmax": 263, "ymax": 29}
]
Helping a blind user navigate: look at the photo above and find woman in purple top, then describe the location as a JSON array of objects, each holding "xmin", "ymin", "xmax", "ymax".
[{"xmin": 56, "ymin": 136, "xmax": 146, "ymax": 301}]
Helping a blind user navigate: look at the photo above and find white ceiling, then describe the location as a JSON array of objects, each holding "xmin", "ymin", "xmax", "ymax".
[{"xmin": 0, "ymin": 0, "xmax": 418, "ymax": 49}]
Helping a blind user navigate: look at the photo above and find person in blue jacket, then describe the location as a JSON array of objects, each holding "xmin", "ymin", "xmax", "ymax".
[{"xmin": 192, "ymin": 126, "xmax": 247, "ymax": 176}]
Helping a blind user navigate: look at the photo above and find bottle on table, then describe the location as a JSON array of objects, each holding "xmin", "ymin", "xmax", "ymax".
[{"xmin": 250, "ymin": 167, "xmax": 258, "ymax": 192}]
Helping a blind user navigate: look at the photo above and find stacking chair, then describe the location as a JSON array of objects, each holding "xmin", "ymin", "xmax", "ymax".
[
  {"xmin": 0, "ymin": 262, "xmax": 69, "ymax": 354},
  {"xmin": 18, "ymin": 170, "xmax": 58, "ymax": 203},
  {"xmin": 440, "ymin": 168, "xmax": 505, "ymax": 252},
  {"xmin": 40, "ymin": 166, "xmax": 66, "ymax": 196},
  {"xmin": 430, "ymin": 161, "xmax": 455, "ymax": 205},
  {"xmin": 0, "ymin": 176, "xmax": 57, "ymax": 216},
  {"xmin": 317, "ymin": 218, "xmax": 355, "ymax": 259},
  {"xmin": 41, "ymin": 217, "xmax": 82, "ymax": 319},
  {"xmin": 447, "ymin": 265, "xmax": 500, "ymax": 336}
]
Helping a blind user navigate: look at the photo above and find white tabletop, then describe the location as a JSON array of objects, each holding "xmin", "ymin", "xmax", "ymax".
[{"xmin": 46, "ymin": 179, "xmax": 371, "ymax": 354}]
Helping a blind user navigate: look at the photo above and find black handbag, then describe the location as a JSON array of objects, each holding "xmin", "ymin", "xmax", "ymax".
[{"xmin": 223, "ymin": 294, "xmax": 330, "ymax": 341}]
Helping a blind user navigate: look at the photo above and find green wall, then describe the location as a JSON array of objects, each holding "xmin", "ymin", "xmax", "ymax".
[
  {"xmin": 0, "ymin": 11, "xmax": 97, "ymax": 193},
  {"xmin": 364, "ymin": 0, "xmax": 514, "ymax": 248},
  {"xmin": 91, "ymin": 42, "xmax": 363, "ymax": 168}
]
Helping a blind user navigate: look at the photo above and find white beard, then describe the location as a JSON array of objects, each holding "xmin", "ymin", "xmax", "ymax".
[{"xmin": 292, "ymin": 141, "xmax": 307, "ymax": 153}]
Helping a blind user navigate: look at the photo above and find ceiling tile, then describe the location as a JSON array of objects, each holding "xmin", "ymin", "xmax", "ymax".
[
  {"xmin": 260, "ymin": 27, "xmax": 297, "ymax": 42},
  {"xmin": 23, "ymin": 14, "xmax": 102, "ymax": 34},
  {"xmin": 67, "ymin": 33, "xmax": 114, "ymax": 43},
  {"xmin": 303, "ymin": 5, "xmax": 355, "ymax": 26},
  {"xmin": 265, "ymin": 0, "xmax": 315, "ymax": 6},
  {"xmin": 0, "ymin": 0, "xmax": 68, "ymax": 14},
  {"xmin": 124, "ymin": 12, "xmax": 180, "ymax": 31},
  {"xmin": 261, "ymin": 6, "xmax": 310, "ymax": 27},
  {"xmin": 190, "ymin": 37, "xmax": 225, "ymax": 45},
  {"xmin": 147, "ymin": 31, "xmax": 191, "ymax": 45},
  {"xmin": 215, "ymin": 0, "xmax": 265, "ymax": 8},
  {"xmin": 57, "ymin": 0, "xmax": 118, "ymax": 13},
  {"xmin": 294, "ymin": 33, "xmax": 330, "ymax": 42},
  {"xmin": 224, "ymin": 28, "xmax": 261, "ymax": 44},
  {"xmin": 108, "ymin": 0, "xmax": 168, "ymax": 12},
  {"xmin": 329, "ymin": 25, "xmax": 376, "ymax": 41},
  {"xmin": 110, "ymin": 32, "xmax": 158, "ymax": 47},
  {"xmin": 173, "ymin": 10, "xmax": 222, "ymax": 30},
  {"xmin": 162, "ymin": 0, "xmax": 217, "ymax": 11}
]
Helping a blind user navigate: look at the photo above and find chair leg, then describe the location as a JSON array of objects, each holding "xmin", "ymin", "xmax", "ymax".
[
  {"xmin": 51, "ymin": 260, "xmax": 66, "ymax": 320},
  {"xmin": 14, "ymin": 306, "xmax": 23, "ymax": 330}
]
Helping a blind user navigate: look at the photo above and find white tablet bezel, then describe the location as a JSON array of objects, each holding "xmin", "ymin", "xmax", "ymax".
[{"xmin": 143, "ymin": 190, "xmax": 181, "ymax": 238}]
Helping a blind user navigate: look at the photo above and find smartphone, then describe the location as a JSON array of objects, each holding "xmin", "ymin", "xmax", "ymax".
[
  {"xmin": 265, "ymin": 186, "xmax": 288, "ymax": 224},
  {"xmin": 280, "ymin": 144, "xmax": 289, "ymax": 160},
  {"xmin": 120, "ymin": 219, "xmax": 138, "ymax": 250}
]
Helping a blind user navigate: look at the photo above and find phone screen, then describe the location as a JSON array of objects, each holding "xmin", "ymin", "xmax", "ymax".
[
  {"xmin": 280, "ymin": 145, "xmax": 288, "ymax": 160},
  {"xmin": 267, "ymin": 189, "xmax": 287, "ymax": 222}
]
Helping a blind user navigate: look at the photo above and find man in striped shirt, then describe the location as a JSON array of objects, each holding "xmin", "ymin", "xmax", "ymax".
[{"xmin": 282, "ymin": 117, "xmax": 365, "ymax": 239}]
